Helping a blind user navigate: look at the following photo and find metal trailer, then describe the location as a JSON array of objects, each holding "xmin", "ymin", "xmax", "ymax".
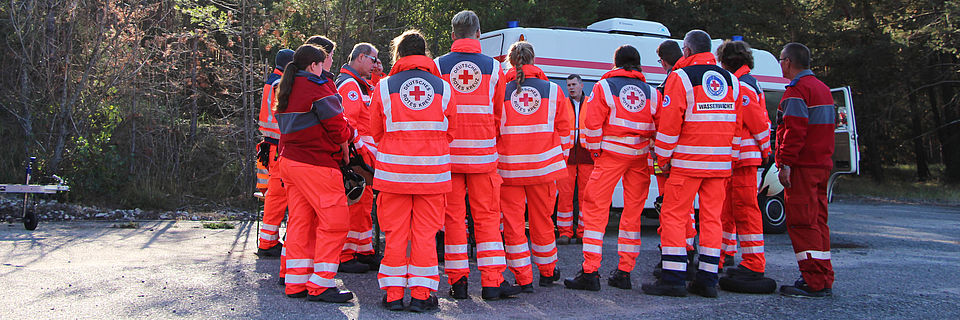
[{"xmin": 0, "ymin": 157, "xmax": 71, "ymax": 230}]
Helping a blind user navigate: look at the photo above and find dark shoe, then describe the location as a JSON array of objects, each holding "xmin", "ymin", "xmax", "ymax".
[
  {"xmin": 520, "ymin": 283, "xmax": 535, "ymax": 293},
  {"xmin": 277, "ymin": 277, "xmax": 285, "ymax": 286},
  {"xmin": 408, "ymin": 295, "xmax": 438, "ymax": 312},
  {"xmin": 563, "ymin": 270, "xmax": 601, "ymax": 291},
  {"xmin": 573, "ymin": 237, "xmax": 583, "ymax": 244},
  {"xmin": 824, "ymin": 288, "xmax": 833, "ymax": 297},
  {"xmin": 449, "ymin": 277, "xmax": 469, "ymax": 299},
  {"xmin": 338, "ymin": 259, "xmax": 370, "ymax": 274},
  {"xmin": 641, "ymin": 280, "xmax": 687, "ymax": 297},
  {"xmin": 382, "ymin": 294, "xmax": 404, "ymax": 311},
  {"xmin": 725, "ymin": 265, "xmax": 764, "ymax": 279},
  {"xmin": 557, "ymin": 235, "xmax": 571, "ymax": 245},
  {"xmin": 286, "ymin": 290, "xmax": 308, "ymax": 298},
  {"xmin": 686, "ymin": 250, "xmax": 697, "ymax": 281},
  {"xmin": 539, "ymin": 269, "xmax": 561, "ymax": 287},
  {"xmin": 722, "ymin": 254, "xmax": 735, "ymax": 267},
  {"xmin": 256, "ymin": 242, "xmax": 283, "ymax": 258},
  {"xmin": 308, "ymin": 287, "xmax": 354, "ymax": 303},
  {"xmin": 608, "ymin": 270, "xmax": 632, "ymax": 290},
  {"xmin": 654, "ymin": 195, "xmax": 663, "ymax": 214},
  {"xmin": 687, "ymin": 281, "xmax": 719, "ymax": 298},
  {"xmin": 652, "ymin": 261, "xmax": 662, "ymax": 279},
  {"xmin": 356, "ymin": 253, "xmax": 382, "ymax": 271},
  {"xmin": 482, "ymin": 280, "xmax": 522, "ymax": 300},
  {"xmin": 780, "ymin": 278, "xmax": 828, "ymax": 298}
]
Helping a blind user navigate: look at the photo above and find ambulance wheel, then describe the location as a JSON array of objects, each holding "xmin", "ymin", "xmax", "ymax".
[
  {"xmin": 760, "ymin": 193, "xmax": 786, "ymax": 234},
  {"xmin": 23, "ymin": 209, "xmax": 38, "ymax": 231}
]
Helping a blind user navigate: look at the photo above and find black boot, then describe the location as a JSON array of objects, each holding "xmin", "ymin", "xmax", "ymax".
[
  {"xmin": 382, "ymin": 294, "xmax": 404, "ymax": 311},
  {"xmin": 687, "ymin": 281, "xmax": 719, "ymax": 298},
  {"xmin": 308, "ymin": 287, "xmax": 354, "ymax": 303},
  {"xmin": 725, "ymin": 265, "xmax": 764, "ymax": 279},
  {"xmin": 338, "ymin": 258, "xmax": 370, "ymax": 274},
  {"xmin": 563, "ymin": 270, "xmax": 601, "ymax": 291},
  {"xmin": 356, "ymin": 253, "xmax": 382, "ymax": 271},
  {"xmin": 449, "ymin": 277, "xmax": 469, "ymax": 299},
  {"xmin": 482, "ymin": 280, "xmax": 522, "ymax": 300},
  {"xmin": 556, "ymin": 235, "xmax": 571, "ymax": 245},
  {"xmin": 607, "ymin": 269, "xmax": 632, "ymax": 290},
  {"xmin": 539, "ymin": 268, "xmax": 561, "ymax": 287},
  {"xmin": 408, "ymin": 295, "xmax": 439, "ymax": 312},
  {"xmin": 686, "ymin": 250, "xmax": 697, "ymax": 281},
  {"xmin": 277, "ymin": 277, "xmax": 285, "ymax": 286},
  {"xmin": 256, "ymin": 242, "xmax": 283, "ymax": 258},
  {"xmin": 287, "ymin": 290, "xmax": 308, "ymax": 299},
  {"xmin": 780, "ymin": 278, "xmax": 829, "ymax": 298},
  {"xmin": 641, "ymin": 280, "xmax": 687, "ymax": 297}
]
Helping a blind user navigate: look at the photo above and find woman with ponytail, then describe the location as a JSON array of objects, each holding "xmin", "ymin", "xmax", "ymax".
[
  {"xmin": 564, "ymin": 44, "xmax": 661, "ymax": 291},
  {"xmin": 274, "ymin": 43, "xmax": 356, "ymax": 303},
  {"xmin": 497, "ymin": 41, "xmax": 572, "ymax": 291}
]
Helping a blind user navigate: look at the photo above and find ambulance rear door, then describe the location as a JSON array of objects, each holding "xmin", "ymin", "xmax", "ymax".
[{"xmin": 828, "ymin": 86, "xmax": 860, "ymax": 201}]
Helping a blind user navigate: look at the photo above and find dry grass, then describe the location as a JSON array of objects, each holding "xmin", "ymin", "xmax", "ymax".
[{"xmin": 834, "ymin": 164, "xmax": 960, "ymax": 205}]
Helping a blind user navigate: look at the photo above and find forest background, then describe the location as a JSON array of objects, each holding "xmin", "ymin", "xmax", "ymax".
[{"xmin": 1, "ymin": 0, "xmax": 958, "ymax": 211}]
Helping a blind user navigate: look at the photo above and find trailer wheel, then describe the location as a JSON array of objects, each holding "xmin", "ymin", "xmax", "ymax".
[
  {"xmin": 760, "ymin": 193, "xmax": 786, "ymax": 234},
  {"xmin": 23, "ymin": 209, "xmax": 38, "ymax": 231}
]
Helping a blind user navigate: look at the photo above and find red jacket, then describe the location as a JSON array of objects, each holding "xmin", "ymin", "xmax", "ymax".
[
  {"xmin": 654, "ymin": 52, "xmax": 742, "ymax": 178},
  {"xmin": 435, "ymin": 38, "xmax": 505, "ymax": 173},
  {"xmin": 258, "ymin": 68, "xmax": 283, "ymax": 144},
  {"xmin": 733, "ymin": 66, "xmax": 772, "ymax": 167},
  {"xmin": 277, "ymin": 70, "xmax": 353, "ymax": 169},
  {"xmin": 582, "ymin": 68, "xmax": 660, "ymax": 160},
  {"xmin": 497, "ymin": 64, "xmax": 572, "ymax": 185},
  {"xmin": 369, "ymin": 55, "xmax": 458, "ymax": 194},
  {"xmin": 775, "ymin": 69, "xmax": 835, "ymax": 169}
]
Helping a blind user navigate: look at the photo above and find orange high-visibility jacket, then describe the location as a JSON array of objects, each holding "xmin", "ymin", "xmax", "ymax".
[
  {"xmin": 369, "ymin": 55, "xmax": 458, "ymax": 194},
  {"xmin": 435, "ymin": 38, "xmax": 505, "ymax": 173},
  {"xmin": 337, "ymin": 64, "xmax": 378, "ymax": 164},
  {"xmin": 732, "ymin": 66, "xmax": 772, "ymax": 167},
  {"xmin": 654, "ymin": 52, "xmax": 742, "ymax": 178},
  {"xmin": 497, "ymin": 64, "xmax": 572, "ymax": 185},
  {"xmin": 259, "ymin": 68, "xmax": 283, "ymax": 144},
  {"xmin": 582, "ymin": 68, "xmax": 660, "ymax": 160}
]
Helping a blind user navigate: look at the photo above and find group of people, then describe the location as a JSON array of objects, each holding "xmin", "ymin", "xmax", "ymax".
[{"xmin": 253, "ymin": 9, "xmax": 837, "ymax": 312}]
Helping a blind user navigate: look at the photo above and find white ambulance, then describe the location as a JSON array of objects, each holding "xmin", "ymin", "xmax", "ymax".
[{"xmin": 480, "ymin": 18, "xmax": 860, "ymax": 233}]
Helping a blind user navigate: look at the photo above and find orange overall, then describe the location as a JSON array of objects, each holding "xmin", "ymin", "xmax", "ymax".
[{"xmin": 336, "ymin": 65, "xmax": 377, "ymax": 262}]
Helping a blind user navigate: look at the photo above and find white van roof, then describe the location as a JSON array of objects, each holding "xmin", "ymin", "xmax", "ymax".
[{"xmin": 480, "ymin": 21, "xmax": 789, "ymax": 91}]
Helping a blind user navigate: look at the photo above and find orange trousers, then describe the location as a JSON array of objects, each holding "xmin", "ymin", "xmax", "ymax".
[
  {"xmin": 501, "ymin": 182, "xmax": 558, "ymax": 286},
  {"xmin": 658, "ymin": 173, "xmax": 727, "ymax": 286},
  {"xmin": 557, "ymin": 164, "xmax": 593, "ymax": 238},
  {"xmin": 341, "ymin": 186, "xmax": 374, "ymax": 262},
  {"xmin": 656, "ymin": 173, "xmax": 697, "ymax": 251},
  {"xmin": 719, "ymin": 166, "xmax": 766, "ymax": 272},
  {"xmin": 579, "ymin": 154, "xmax": 650, "ymax": 273},
  {"xmin": 444, "ymin": 172, "xmax": 507, "ymax": 288},
  {"xmin": 377, "ymin": 192, "xmax": 445, "ymax": 302},
  {"xmin": 278, "ymin": 158, "xmax": 350, "ymax": 295},
  {"xmin": 259, "ymin": 144, "xmax": 287, "ymax": 250}
]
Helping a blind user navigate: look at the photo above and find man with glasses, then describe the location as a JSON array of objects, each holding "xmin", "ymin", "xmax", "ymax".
[
  {"xmin": 335, "ymin": 42, "xmax": 382, "ymax": 274},
  {"xmin": 555, "ymin": 74, "xmax": 593, "ymax": 246}
]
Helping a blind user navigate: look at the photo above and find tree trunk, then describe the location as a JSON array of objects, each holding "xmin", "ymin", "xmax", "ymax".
[
  {"xmin": 940, "ymin": 81, "xmax": 960, "ymax": 183},
  {"xmin": 188, "ymin": 37, "xmax": 199, "ymax": 145},
  {"xmin": 908, "ymin": 92, "xmax": 930, "ymax": 181}
]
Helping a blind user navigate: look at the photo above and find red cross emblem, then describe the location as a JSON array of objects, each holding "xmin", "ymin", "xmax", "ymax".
[
  {"xmin": 520, "ymin": 93, "xmax": 535, "ymax": 107},
  {"xmin": 626, "ymin": 91, "xmax": 640, "ymax": 105},
  {"xmin": 457, "ymin": 69, "xmax": 474, "ymax": 85},
  {"xmin": 410, "ymin": 86, "xmax": 426, "ymax": 101},
  {"xmin": 709, "ymin": 79, "xmax": 722, "ymax": 93}
]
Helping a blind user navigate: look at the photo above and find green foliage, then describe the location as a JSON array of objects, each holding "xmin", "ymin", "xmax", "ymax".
[{"xmin": 203, "ymin": 221, "xmax": 235, "ymax": 229}]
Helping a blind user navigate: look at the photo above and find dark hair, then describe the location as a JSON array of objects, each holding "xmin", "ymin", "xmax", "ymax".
[
  {"xmin": 566, "ymin": 74, "xmax": 582, "ymax": 82},
  {"xmin": 782, "ymin": 42, "xmax": 811, "ymax": 69},
  {"xmin": 305, "ymin": 35, "xmax": 336, "ymax": 55},
  {"xmin": 391, "ymin": 29, "xmax": 430, "ymax": 63},
  {"xmin": 275, "ymin": 44, "xmax": 327, "ymax": 113},
  {"xmin": 717, "ymin": 40, "xmax": 754, "ymax": 72},
  {"xmin": 614, "ymin": 45, "xmax": 642, "ymax": 72},
  {"xmin": 683, "ymin": 30, "xmax": 712, "ymax": 54},
  {"xmin": 657, "ymin": 41, "xmax": 683, "ymax": 66},
  {"xmin": 508, "ymin": 41, "xmax": 535, "ymax": 94}
]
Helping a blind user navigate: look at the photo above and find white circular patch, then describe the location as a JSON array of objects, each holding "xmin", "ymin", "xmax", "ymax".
[
  {"xmin": 741, "ymin": 94, "xmax": 750, "ymax": 106},
  {"xmin": 618, "ymin": 85, "xmax": 646, "ymax": 112},
  {"xmin": 510, "ymin": 87, "xmax": 542, "ymax": 115},
  {"xmin": 701, "ymin": 70, "xmax": 729, "ymax": 101},
  {"xmin": 399, "ymin": 78, "xmax": 434, "ymax": 110},
  {"xmin": 347, "ymin": 91, "xmax": 359, "ymax": 101},
  {"xmin": 663, "ymin": 95, "xmax": 671, "ymax": 107},
  {"xmin": 450, "ymin": 61, "xmax": 482, "ymax": 93}
]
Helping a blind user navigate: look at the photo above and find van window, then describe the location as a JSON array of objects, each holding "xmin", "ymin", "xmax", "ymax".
[{"xmin": 549, "ymin": 78, "xmax": 596, "ymax": 99}]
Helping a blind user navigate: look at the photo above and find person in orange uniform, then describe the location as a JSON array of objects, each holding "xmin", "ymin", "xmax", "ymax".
[
  {"xmin": 369, "ymin": 30, "xmax": 457, "ymax": 312},
  {"xmin": 715, "ymin": 40, "xmax": 772, "ymax": 278},
  {"xmin": 498, "ymin": 41, "xmax": 572, "ymax": 292},
  {"xmin": 335, "ymin": 42, "xmax": 382, "ymax": 273},
  {"xmin": 642, "ymin": 30, "xmax": 742, "ymax": 298},
  {"xmin": 256, "ymin": 48, "xmax": 294, "ymax": 259},
  {"xmin": 556, "ymin": 74, "xmax": 593, "ymax": 245},
  {"xmin": 435, "ymin": 10, "xmax": 521, "ymax": 301},
  {"xmin": 564, "ymin": 45, "xmax": 659, "ymax": 291},
  {"xmin": 274, "ymin": 43, "xmax": 355, "ymax": 303}
]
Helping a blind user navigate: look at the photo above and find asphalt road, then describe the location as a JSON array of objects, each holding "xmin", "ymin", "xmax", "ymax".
[{"xmin": 1, "ymin": 199, "xmax": 959, "ymax": 319}]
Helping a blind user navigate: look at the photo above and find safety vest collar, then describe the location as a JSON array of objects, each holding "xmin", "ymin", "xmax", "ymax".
[
  {"xmin": 787, "ymin": 69, "xmax": 815, "ymax": 87},
  {"xmin": 451, "ymin": 38, "xmax": 482, "ymax": 53},
  {"xmin": 339, "ymin": 64, "xmax": 373, "ymax": 91},
  {"xmin": 294, "ymin": 69, "xmax": 330, "ymax": 86},
  {"xmin": 265, "ymin": 68, "xmax": 283, "ymax": 85},
  {"xmin": 734, "ymin": 65, "xmax": 752, "ymax": 78},
  {"xmin": 504, "ymin": 64, "xmax": 548, "ymax": 82},
  {"xmin": 600, "ymin": 68, "xmax": 647, "ymax": 82},
  {"xmin": 389, "ymin": 55, "xmax": 440, "ymax": 77},
  {"xmin": 682, "ymin": 52, "xmax": 718, "ymax": 67}
]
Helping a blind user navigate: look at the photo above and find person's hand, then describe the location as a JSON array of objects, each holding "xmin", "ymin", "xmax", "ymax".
[{"xmin": 778, "ymin": 165, "xmax": 792, "ymax": 188}]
